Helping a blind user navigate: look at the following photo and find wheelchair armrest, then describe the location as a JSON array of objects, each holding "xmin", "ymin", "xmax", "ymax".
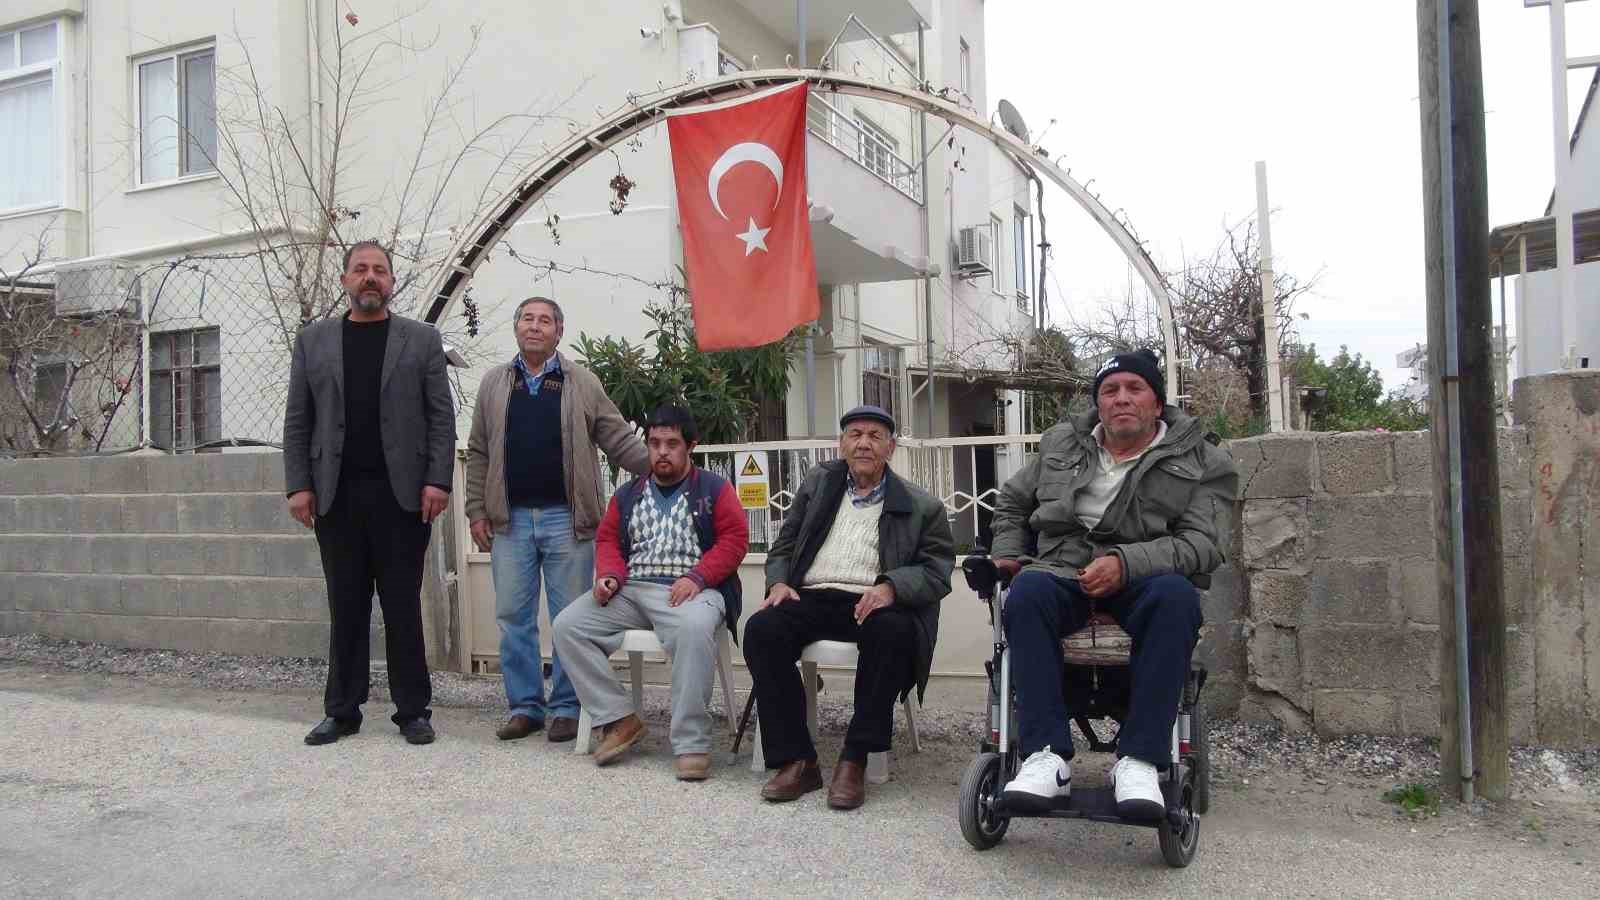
[{"xmin": 961, "ymin": 555, "xmax": 1000, "ymax": 599}]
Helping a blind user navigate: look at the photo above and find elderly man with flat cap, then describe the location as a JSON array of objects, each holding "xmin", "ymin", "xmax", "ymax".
[
  {"xmin": 990, "ymin": 349, "xmax": 1237, "ymax": 820},
  {"xmin": 743, "ymin": 405, "xmax": 954, "ymax": 810}
]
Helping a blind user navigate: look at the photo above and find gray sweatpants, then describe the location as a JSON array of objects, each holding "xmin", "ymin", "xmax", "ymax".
[{"xmin": 552, "ymin": 580, "xmax": 726, "ymax": 755}]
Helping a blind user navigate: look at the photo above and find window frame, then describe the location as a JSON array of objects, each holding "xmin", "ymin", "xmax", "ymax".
[
  {"xmin": 0, "ymin": 19, "xmax": 66, "ymax": 215},
  {"xmin": 861, "ymin": 340, "xmax": 902, "ymax": 422},
  {"xmin": 132, "ymin": 41, "xmax": 219, "ymax": 188},
  {"xmin": 853, "ymin": 112, "xmax": 900, "ymax": 183},
  {"xmin": 958, "ymin": 38, "xmax": 972, "ymax": 98},
  {"xmin": 149, "ymin": 327, "xmax": 222, "ymax": 451},
  {"xmin": 989, "ymin": 213, "xmax": 1006, "ymax": 296},
  {"xmin": 1014, "ymin": 206, "xmax": 1032, "ymax": 312}
]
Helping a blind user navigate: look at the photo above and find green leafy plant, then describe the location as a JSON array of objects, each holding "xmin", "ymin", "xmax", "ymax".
[
  {"xmin": 1382, "ymin": 782, "xmax": 1440, "ymax": 818},
  {"xmin": 573, "ymin": 279, "xmax": 801, "ymax": 444},
  {"xmin": 1290, "ymin": 343, "xmax": 1430, "ymax": 432}
]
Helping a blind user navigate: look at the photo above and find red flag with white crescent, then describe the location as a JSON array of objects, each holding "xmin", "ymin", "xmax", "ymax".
[{"xmin": 667, "ymin": 81, "xmax": 819, "ymax": 350}]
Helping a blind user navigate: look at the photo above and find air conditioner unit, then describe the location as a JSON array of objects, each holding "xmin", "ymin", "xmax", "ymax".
[
  {"xmin": 956, "ymin": 226, "xmax": 993, "ymax": 277},
  {"xmin": 54, "ymin": 261, "xmax": 141, "ymax": 317}
]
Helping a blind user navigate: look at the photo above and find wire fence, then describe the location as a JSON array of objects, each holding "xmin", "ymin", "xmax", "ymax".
[{"xmin": 2, "ymin": 254, "xmax": 320, "ymax": 457}]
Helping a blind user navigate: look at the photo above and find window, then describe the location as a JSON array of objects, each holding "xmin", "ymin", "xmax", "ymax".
[
  {"xmin": 958, "ymin": 39, "xmax": 971, "ymax": 98},
  {"xmin": 862, "ymin": 341, "xmax": 901, "ymax": 421},
  {"xmin": 0, "ymin": 21, "xmax": 61, "ymax": 210},
  {"xmin": 1014, "ymin": 207, "xmax": 1032, "ymax": 312},
  {"xmin": 137, "ymin": 46, "xmax": 216, "ymax": 184},
  {"xmin": 150, "ymin": 328, "xmax": 221, "ymax": 450},
  {"xmin": 990, "ymin": 214, "xmax": 1005, "ymax": 295},
  {"xmin": 855, "ymin": 114, "xmax": 899, "ymax": 183},
  {"xmin": 33, "ymin": 359, "xmax": 68, "ymax": 419}
]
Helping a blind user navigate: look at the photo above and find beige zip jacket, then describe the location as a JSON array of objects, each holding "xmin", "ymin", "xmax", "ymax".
[{"xmin": 464, "ymin": 351, "xmax": 648, "ymax": 541}]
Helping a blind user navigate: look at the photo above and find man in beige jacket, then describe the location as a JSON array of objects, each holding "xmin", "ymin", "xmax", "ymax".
[{"xmin": 465, "ymin": 297, "xmax": 647, "ymax": 743}]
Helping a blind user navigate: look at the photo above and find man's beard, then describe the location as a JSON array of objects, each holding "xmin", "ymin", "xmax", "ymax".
[{"xmin": 350, "ymin": 288, "xmax": 389, "ymax": 313}]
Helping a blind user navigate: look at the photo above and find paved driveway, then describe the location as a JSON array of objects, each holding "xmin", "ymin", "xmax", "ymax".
[{"xmin": 1, "ymin": 665, "xmax": 1595, "ymax": 899}]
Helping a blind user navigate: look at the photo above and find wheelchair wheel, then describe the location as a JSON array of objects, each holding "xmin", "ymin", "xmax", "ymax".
[
  {"xmin": 958, "ymin": 752, "xmax": 1011, "ymax": 850},
  {"xmin": 1157, "ymin": 770, "xmax": 1200, "ymax": 868},
  {"xmin": 1191, "ymin": 700, "xmax": 1210, "ymax": 815}
]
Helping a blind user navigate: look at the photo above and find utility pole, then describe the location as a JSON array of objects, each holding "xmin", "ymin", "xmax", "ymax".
[
  {"xmin": 1255, "ymin": 162, "xmax": 1285, "ymax": 433},
  {"xmin": 1417, "ymin": 0, "xmax": 1509, "ymax": 802},
  {"xmin": 797, "ymin": 0, "xmax": 817, "ymax": 438}
]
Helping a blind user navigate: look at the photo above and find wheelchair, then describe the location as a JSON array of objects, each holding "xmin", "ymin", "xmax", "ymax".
[{"xmin": 956, "ymin": 554, "xmax": 1210, "ymax": 868}]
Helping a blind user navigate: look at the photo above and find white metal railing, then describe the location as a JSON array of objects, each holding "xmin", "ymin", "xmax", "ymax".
[
  {"xmin": 685, "ymin": 434, "xmax": 1043, "ymax": 551},
  {"xmin": 807, "ymin": 95, "xmax": 923, "ymax": 203}
]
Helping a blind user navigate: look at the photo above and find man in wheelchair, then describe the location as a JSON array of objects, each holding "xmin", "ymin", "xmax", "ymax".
[{"xmin": 989, "ymin": 350, "xmax": 1237, "ymax": 820}]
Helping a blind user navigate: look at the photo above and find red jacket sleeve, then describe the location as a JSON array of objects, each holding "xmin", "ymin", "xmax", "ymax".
[
  {"xmin": 688, "ymin": 482, "xmax": 749, "ymax": 590},
  {"xmin": 595, "ymin": 494, "xmax": 629, "ymax": 585}
]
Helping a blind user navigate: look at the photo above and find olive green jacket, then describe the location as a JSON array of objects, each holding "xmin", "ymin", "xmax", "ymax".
[{"xmin": 990, "ymin": 405, "xmax": 1237, "ymax": 586}]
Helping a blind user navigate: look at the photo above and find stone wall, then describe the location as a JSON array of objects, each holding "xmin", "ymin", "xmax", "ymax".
[
  {"xmin": 1214, "ymin": 427, "xmax": 1538, "ymax": 741},
  {"xmin": 0, "ymin": 452, "xmax": 454, "ymax": 664}
]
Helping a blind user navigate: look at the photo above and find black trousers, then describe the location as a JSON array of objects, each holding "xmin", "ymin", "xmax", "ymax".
[
  {"xmin": 313, "ymin": 475, "xmax": 433, "ymax": 725},
  {"xmin": 744, "ymin": 588, "xmax": 918, "ymax": 767}
]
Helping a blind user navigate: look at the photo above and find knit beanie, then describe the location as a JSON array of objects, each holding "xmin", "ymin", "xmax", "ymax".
[{"xmin": 1091, "ymin": 349, "xmax": 1166, "ymax": 404}]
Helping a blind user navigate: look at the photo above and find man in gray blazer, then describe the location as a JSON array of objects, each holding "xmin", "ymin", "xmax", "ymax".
[{"xmin": 283, "ymin": 240, "xmax": 455, "ymax": 747}]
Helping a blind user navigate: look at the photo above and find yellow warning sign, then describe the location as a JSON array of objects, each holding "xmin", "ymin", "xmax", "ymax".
[
  {"xmin": 734, "ymin": 451, "xmax": 770, "ymax": 510},
  {"xmin": 738, "ymin": 483, "xmax": 769, "ymax": 509}
]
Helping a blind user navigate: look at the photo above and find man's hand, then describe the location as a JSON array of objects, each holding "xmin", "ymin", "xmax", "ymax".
[
  {"xmin": 420, "ymin": 486, "xmax": 449, "ymax": 524},
  {"xmin": 762, "ymin": 583, "xmax": 799, "ymax": 609},
  {"xmin": 469, "ymin": 518, "xmax": 494, "ymax": 552},
  {"xmin": 1078, "ymin": 555, "xmax": 1125, "ymax": 598},
  {"xmin": 853, "ymin": 581, "xmax": 896, "ymax": 625},
  {"xmin": 287, "ymin": 490, "xmax": 316, "ymax": 529},
  {"xmin": 994, "ymin": 558, "xmax": 1022, "ymax": 579},
  {"xmin": 593, "ymin": 576, "xmax": 620, "ymax": 605},
  {"xmin": 668, "ymin": 576, "xmax": 700, "ymax": 607}
]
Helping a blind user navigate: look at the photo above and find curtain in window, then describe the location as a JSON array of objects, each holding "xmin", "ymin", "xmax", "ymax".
[
  {"xmin": 0, "ymin": 75, "xmax": 55, "ymax": 209},
  {"xmin": 140, "ymin": 58, "xmax": 178, "ymax": 183}
]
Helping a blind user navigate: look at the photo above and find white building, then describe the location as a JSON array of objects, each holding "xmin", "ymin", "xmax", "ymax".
[
  {"xmin": 1494, "ymin": 70, "xmax": 1600, "ymax": 378},
  {"xmin": 1, "ymin": 0, "xmax": 1038, "ymax": 463}
]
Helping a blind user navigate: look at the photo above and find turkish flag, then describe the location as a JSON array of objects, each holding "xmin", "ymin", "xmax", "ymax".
[{"xmin": 667, "ymin": 81, "xmax": 819, "ymax": 350}]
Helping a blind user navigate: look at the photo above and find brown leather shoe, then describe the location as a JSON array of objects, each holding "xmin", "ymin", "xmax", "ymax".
[
  {"xmin": 827, "ymin": 759, "xmax": 867, "ymax": 810},
  {"xmin": 495, "ymin": 714, "xmax": 543, "ymax": 741},
  {"xmin": 675, "ymin": 753, "xmax": 712, "ymax": 781},
  {"xmin": 761, "ymin": 759, "xmax": 824, "ymax": 802},
  {"xmin": 547, "ymin": 716, "xmax": 579, "ymax": 743},
  {"xmin": 592, "ymin": 714, "xmax": 646, "ymax": 765}
]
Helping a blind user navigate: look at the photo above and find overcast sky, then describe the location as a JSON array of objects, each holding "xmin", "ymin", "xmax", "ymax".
[{"xmin": 986, "ymin": 0, "xmax": 1600, "ymax": 391}]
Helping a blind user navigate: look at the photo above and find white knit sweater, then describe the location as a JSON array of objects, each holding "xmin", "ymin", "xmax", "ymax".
[{"xmin": 801, "ymin": 493, "xmax": 884, "ymax": 594}]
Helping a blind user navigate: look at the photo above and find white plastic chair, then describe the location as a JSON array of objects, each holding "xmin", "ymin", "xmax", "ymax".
[
  {"xmin": 573, "ymin": 626, "xmax": 738, "ymax": 755},
  {"xmin": 749, "ymin": 639, "xmax": 922, "ymax": 784}
]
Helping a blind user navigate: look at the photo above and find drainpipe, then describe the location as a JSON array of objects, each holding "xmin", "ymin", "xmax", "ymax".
[{"xmin": 919, "ymin": 22, "xmax": 934, "ymax": 439}]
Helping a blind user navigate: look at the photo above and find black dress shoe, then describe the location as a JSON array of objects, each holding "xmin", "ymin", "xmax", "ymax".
[
  {"xmin": 400, "ymin": 717, "xmax": 436, "ymax": 745},
  {"xmin": 304, "ymin": 717, "xmax": 360, "ymax": 746}
]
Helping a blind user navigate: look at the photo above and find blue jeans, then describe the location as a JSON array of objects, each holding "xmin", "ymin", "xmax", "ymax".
[
  {"xmin": 1003, "ymin": 571, "xmax": 1202, "ymax": 768},
  {"xmin": 491, "ymin": 505, "xmax": 594, "ymax": 721}
]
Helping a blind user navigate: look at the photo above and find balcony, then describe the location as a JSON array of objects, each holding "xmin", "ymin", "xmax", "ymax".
[
  {"xmin": 805, "ymin": 95, "xmax": 929, "ymax": 284},
  {"xmin": 727, "ymin": 0, "xmax": 931, "ymax": 44}
]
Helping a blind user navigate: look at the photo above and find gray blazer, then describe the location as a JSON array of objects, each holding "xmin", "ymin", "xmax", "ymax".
[{"xmin": 282, "ymin": 313, "xmax": 455, "ymax": 515}]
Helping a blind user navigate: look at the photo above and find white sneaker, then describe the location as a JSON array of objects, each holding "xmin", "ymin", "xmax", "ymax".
[
  {"xmin": 1110, "ymin": 756, "xmax": 1164, "ymax": 820},
  {"xmin": 1000, "ymin": 747, "xmax": 1071, "ymax": 813}
]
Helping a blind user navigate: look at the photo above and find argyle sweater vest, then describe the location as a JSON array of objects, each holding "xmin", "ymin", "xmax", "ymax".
[{"xmin": 626, "ymin": 483, "xmax": 700, "ymax": 582}]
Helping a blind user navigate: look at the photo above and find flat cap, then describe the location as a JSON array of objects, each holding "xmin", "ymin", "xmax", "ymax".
[{"xmin": 839, "ymin": 404, "xmax": 896, "ymax": 435}]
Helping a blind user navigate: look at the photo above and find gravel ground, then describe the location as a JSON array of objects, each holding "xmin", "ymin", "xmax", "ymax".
[{"xmin": 3, "ymin": 632, "xmax": 1596, "ymax": 801}]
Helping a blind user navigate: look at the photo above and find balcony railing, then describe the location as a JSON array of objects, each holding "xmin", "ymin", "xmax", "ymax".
[{"xmin": 806, "ymin": 95, "xmax": 923, "ymax": 204}]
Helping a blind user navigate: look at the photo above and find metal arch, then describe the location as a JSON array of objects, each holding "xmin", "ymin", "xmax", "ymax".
[{"xmin": 421, "ymin": 69, "xmax": 1181, "ymax": 390}]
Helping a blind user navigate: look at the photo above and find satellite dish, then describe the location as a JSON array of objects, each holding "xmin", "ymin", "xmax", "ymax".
[{"xmin": 997, "ymin": 99, "xmax": 1029, "ymax": 143}]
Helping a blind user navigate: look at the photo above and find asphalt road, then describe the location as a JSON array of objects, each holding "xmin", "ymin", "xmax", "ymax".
[{"xmin": 2, "ymin": 665, "xmax": 1594, "ymax": 899}]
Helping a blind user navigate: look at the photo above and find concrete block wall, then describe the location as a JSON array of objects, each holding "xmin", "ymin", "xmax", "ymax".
[
  {"xmin": 1222, "ymin": 427, "xmax": 1539, "ymax": 742},
  {"xmin": 0, "ymin": 453, "xmax": 334, "ymax": 657}
]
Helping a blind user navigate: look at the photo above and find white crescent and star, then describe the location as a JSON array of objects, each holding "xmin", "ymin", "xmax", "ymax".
[{"xmin": 707, "ymin": 142, "xmax": 783, "ymax": 256}]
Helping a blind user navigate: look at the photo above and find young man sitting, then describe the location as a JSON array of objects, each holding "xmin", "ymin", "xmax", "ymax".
[{"xmin": 552, "ymin": 404, "xmax": 748, "ymax": 780}]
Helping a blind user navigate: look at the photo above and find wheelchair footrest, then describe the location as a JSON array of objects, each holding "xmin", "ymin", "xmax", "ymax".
[{"xmin": 1002, "ymin": 787, "xmax": 1164, "ymax": 828}]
